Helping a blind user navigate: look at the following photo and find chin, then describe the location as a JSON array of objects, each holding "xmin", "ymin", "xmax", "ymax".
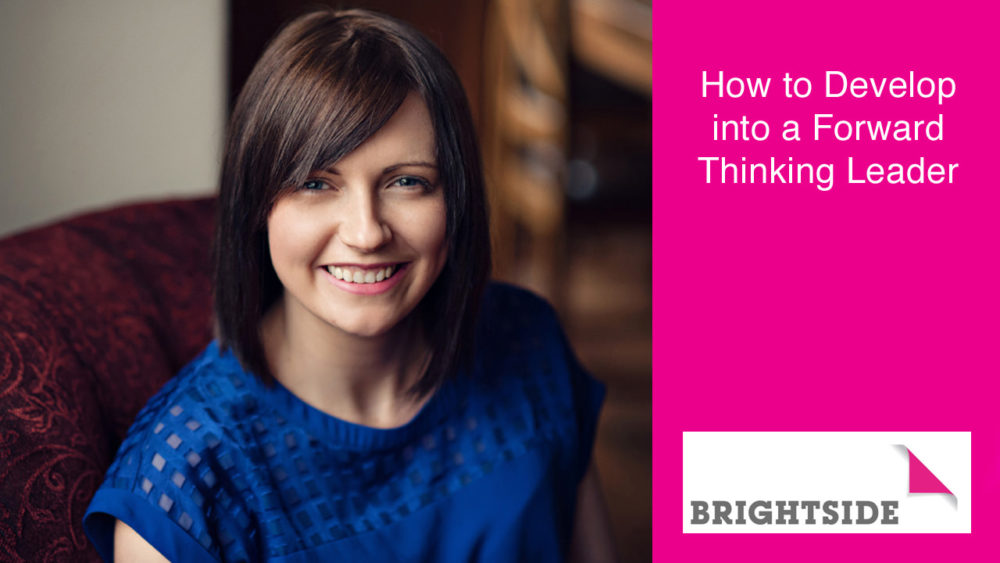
[{"xmin": 333, "ymin": 316, "xmax": 403, "ymax": 339}]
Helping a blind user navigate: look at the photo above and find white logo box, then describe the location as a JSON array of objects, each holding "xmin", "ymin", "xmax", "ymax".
[{"xmin": 682, "ymin": 432, "xmax": 971, "ymax": 533}]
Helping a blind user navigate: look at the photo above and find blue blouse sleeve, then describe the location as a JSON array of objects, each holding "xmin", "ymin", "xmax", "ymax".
[{"xmin": 83, "ymin": 381, "xmax": 257, "ymax": 563}]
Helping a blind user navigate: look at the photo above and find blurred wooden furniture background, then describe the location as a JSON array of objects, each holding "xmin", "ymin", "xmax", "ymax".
[
  {"xmin": 564, "ymin": 2, "xmax": 651, "ymax": 561},
  {"xmin": 571, "ymin": 0, "xmax": 651, "ymax": 97},
  {"xmin": 481, "ymin": 0, "xmax": 569, "ymax": 301}
]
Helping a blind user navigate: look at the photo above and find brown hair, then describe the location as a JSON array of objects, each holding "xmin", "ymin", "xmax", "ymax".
[{"xmin": 213, "ymin": 8, "xmax": 490, "ymax": 394}]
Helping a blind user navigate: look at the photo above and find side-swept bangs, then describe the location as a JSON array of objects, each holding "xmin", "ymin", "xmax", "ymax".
[{"xmin": 213, "ymin": 9, "xmax": 491, "ymax": 395}]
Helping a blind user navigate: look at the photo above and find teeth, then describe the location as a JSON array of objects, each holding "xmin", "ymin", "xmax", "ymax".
[{"xmin": 326, "ymin": 264, "xmax": 398, "ymax": 284}]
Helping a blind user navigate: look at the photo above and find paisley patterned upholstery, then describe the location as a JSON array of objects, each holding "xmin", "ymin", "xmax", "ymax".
[{"xmin": 0, "ymin": 197, "xmax": 215, "ymax": 562}]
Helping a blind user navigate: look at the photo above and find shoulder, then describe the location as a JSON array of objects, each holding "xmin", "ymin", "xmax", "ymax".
[
  {"xmin": 478, "ymin": 281, "xmax": 562, "ymax": 343},
  {"xmin": 115, "ymin": 341, "xmax": 263, "ymax": 490},
  {"xmin": 472, "ymin": 282, "xmax": 584, "ymax": 406},
  {"xmin": 84, "ymin": 342, "xmax": 260, "ymax": 561},
  {"xmin": 471, "ymin": 282, "xmax": 605, "ymax": 481},
  {"xmin": 119, "ymin": 342, "xmax": 257, "ymax": 456},
  {"xmin": 481, "ymin": 281, "xmax": 557, "ymax": 317}
]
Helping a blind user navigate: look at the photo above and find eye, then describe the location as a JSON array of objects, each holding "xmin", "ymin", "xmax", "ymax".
[
  {"xmin": 301, "ymin": 179, "xmax": 329, "ymax": 191},
  {"xmin": 390, "ymin": 176, "xmax": 431, "ymax": 190}
]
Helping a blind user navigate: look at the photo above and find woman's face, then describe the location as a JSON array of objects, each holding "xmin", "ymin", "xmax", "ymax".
[{"xmin": 267, "ymin": 93, "xmax": 448, "ymax": 340}]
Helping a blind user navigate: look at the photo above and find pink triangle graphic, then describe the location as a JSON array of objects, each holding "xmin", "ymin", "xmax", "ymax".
[{"xmin": 907, "ymin": 449, "xmax": 953, "ymax": 495}]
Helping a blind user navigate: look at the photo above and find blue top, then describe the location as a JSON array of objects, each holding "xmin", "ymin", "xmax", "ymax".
[{"xmin": 83, "ymin": 284, "xmax": 605, "ymax": 562}]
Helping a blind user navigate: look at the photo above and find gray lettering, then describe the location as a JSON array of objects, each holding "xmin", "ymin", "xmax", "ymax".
[
  {"xmin": 801, "ymin": 501, "xmax": 820, "ymax": 524},
  {"xmin": 856, "ymin": 501, "xmax": 879, "ymax": 524},
  {"xmin": 880, "ymin": 501, "xmax": 899, "ymax": 524},
  {"xmin": 734, "ymin": 500, "xmax": 747, "ymax": 524},
  {"xmin": 689, "ymin": 499, "xmax": 899, "ymax": 526},
  {"xmin": 749, "ymin": 501, "xmax": 772, "ymax": 525},
  {"xmin": 712, "ymin": 501, "xmax": 733, "ymax": 524},
  {"xmin": 822, "ymin": 500, "xmax": 839, "ymax": 524},
  {"xmin": 775, "ymin": 500, "xmax": 799, "ymax": 524},
  {"xmin": 691, "ymin": 501, "xmax": 709, "ymax": 524}
]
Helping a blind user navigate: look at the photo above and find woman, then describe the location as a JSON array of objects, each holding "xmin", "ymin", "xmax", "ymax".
[{"xmin": 84, "ymin": 8, "xmax": 613, "ymax": 562}]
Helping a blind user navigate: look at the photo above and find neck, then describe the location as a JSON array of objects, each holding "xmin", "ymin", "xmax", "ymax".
[{"xmin": 261, "ymin": 294, "xmax": 432, "ymax": 428}]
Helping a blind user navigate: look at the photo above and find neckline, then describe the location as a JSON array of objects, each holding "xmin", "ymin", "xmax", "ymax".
[{"xmin": 213, "ymin": 342, "xmax": 462, "ymax": 451}]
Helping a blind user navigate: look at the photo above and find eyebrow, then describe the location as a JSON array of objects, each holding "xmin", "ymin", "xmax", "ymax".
[
  {"xmin": 383, "ymin": 161, "xmax": 437, "ymax": 174},
  {"xmin": 324, "ymin": 161, "xmax": 438, "ymax": 175}
]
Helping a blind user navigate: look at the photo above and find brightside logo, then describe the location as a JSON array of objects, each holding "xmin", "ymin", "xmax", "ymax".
[{"xmin": 682, "ymin": 432, "xmax": 970, "ymax": 533}]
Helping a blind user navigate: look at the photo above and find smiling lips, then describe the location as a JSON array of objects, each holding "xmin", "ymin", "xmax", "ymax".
[
  {"xmin": 325, "ymin": 264, "xmax": 400, "ymax": 284},
  {"xmin": 322, "ymin": 262, "xmax": 408, "ymax": 295}
]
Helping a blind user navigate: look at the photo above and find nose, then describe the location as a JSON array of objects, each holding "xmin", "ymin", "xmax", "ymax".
[{"xmin": 339, "ymin": 191, "xmax": 391, "ymax": 252}]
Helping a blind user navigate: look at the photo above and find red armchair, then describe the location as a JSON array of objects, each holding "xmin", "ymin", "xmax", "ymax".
[{"xmin": 0, "ymin": 197, "xmax": 215, "ymax": 561}]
